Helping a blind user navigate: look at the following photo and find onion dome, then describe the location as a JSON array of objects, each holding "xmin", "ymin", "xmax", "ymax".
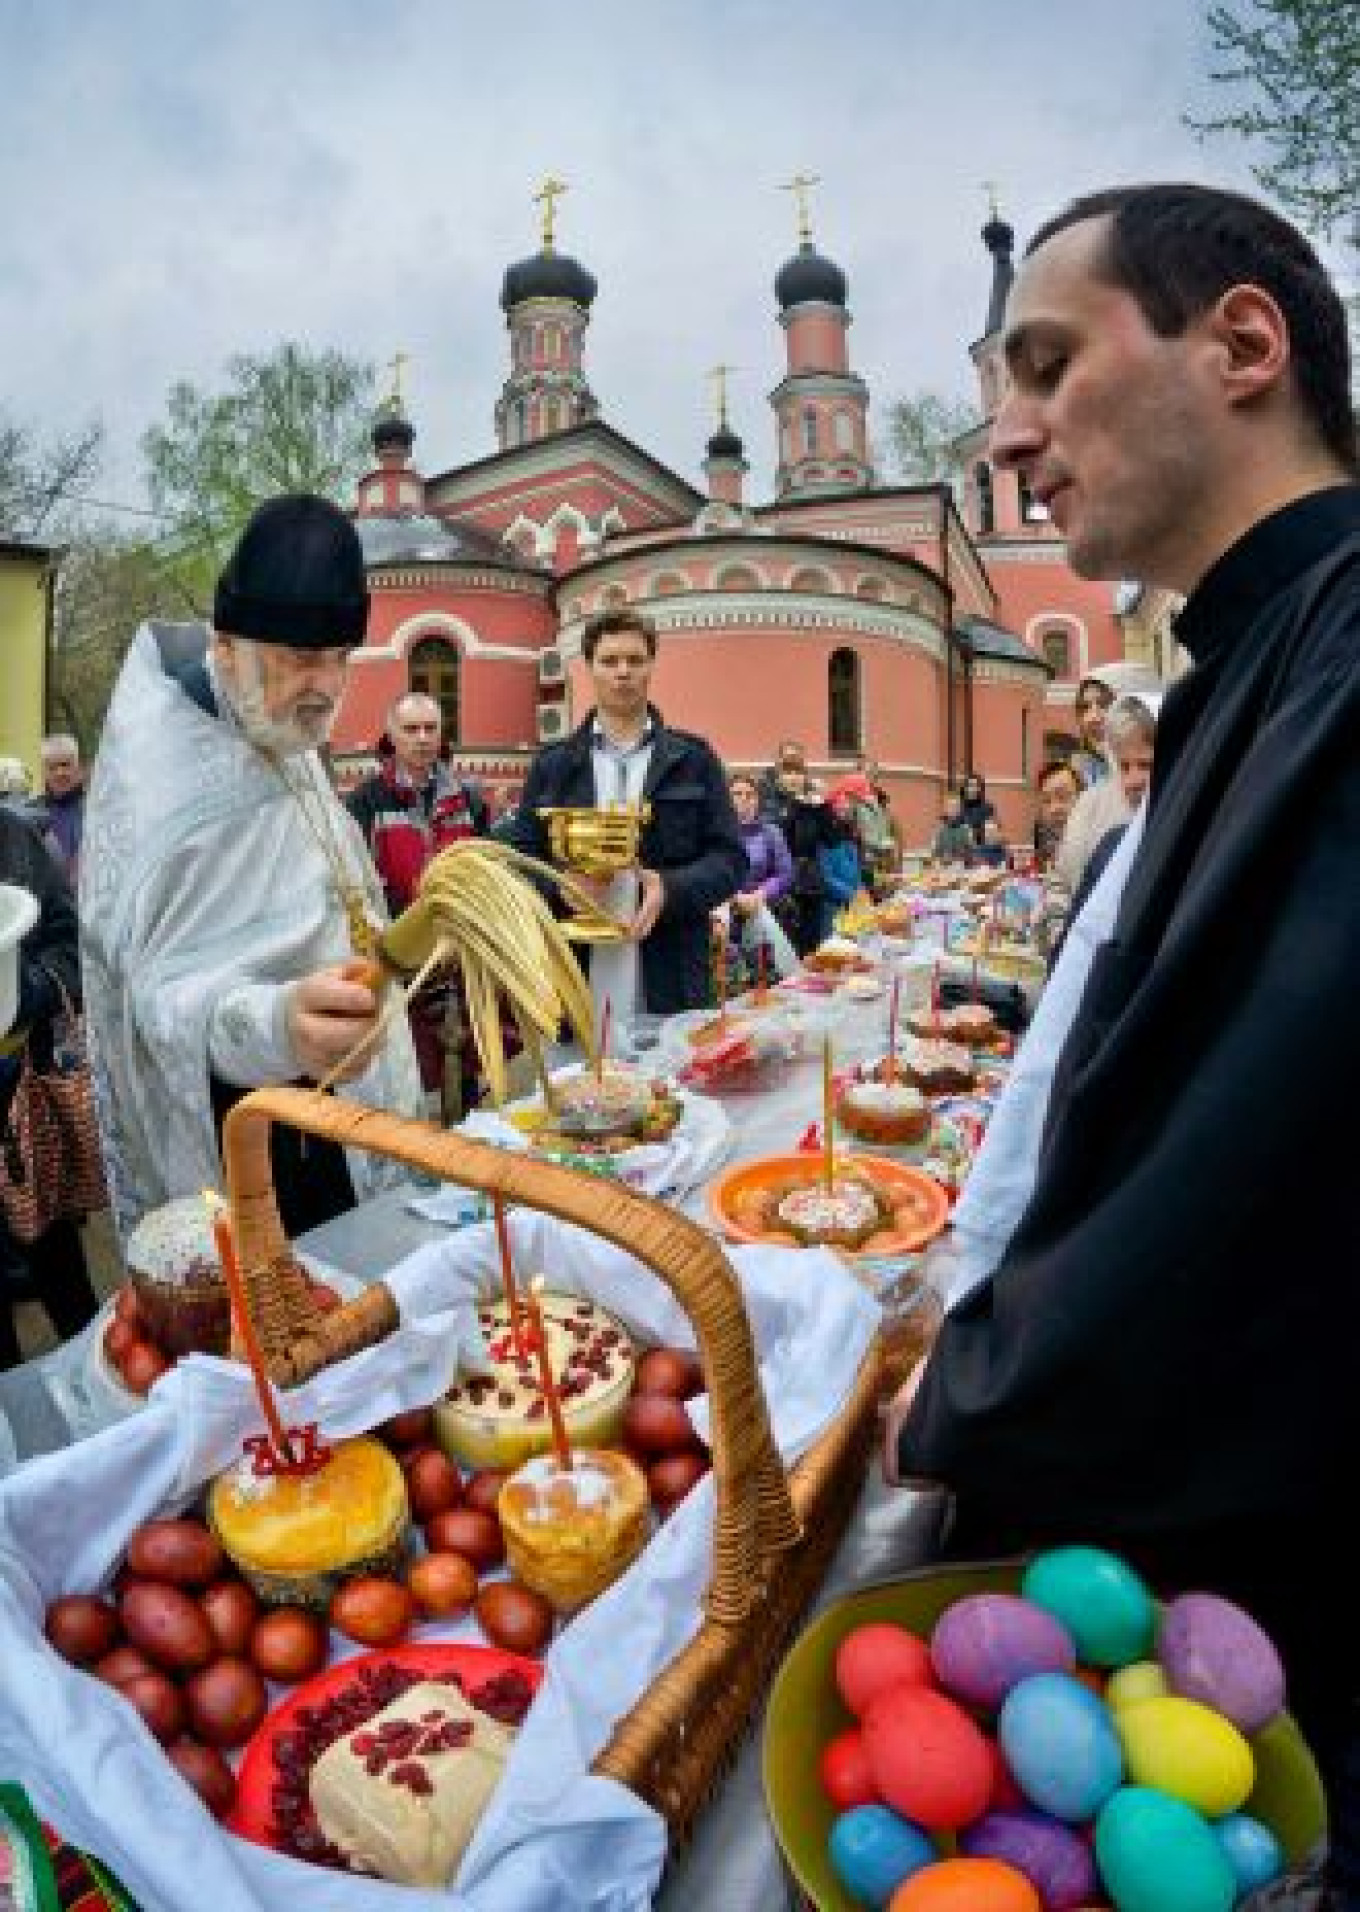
[
  {"xmin": 706, "ymin": 422, "xmax": 745, "ymax": 459},
  {"xmin": 371, "ymin": 401, "xmax": 415, "ymax": 458},
  {"xmin": 982, "ymin": 215, "xmax": 1015, "ymax": 260},
  {"xmin": 500, "ymin": 249, "xmax": 598, "ymax": 312},
  {"xmin": 356, "ymin": 513, "xmax": 526, "ymax": 568},
  {"xmin": 982, "ymin": 216, "xmax": 1016, "ymax": 336},
  {"xmin": 775, "ymin": 242, "xmax": 848, "ymax": 311}
]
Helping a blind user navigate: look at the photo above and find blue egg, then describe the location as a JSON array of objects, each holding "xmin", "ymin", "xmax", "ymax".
[
  {"xmin": 999, "ymin": 1671, "xmax": 1124, "ymax": 1822},
  {"xmin": 828, "ymin": 1804, "xmax": 935, "ymax": 1908},
  {"xmin": 1212, "ymin": 1811, "xmax": 1285, "ymax": 1893}
]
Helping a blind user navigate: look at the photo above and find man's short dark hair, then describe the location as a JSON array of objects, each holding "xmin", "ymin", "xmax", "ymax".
[
  {"xmin": 1037, "ymin": 759, "xmax": 1081, "ymax": 792},
  {"xmin": 581, "ymin": 607, "xmax": 658, "ymax": 662},
  {"xmin": 1028, "ymin": 184, "xmax": 1357, "ymax": 475}
]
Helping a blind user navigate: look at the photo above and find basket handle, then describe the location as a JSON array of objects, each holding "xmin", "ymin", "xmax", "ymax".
[{"xmin": 222, "ymin": 1086, "xmax": 801, "ymax": 1626}]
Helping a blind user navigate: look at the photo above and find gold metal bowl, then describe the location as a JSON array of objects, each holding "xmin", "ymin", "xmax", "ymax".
[{"xmin": 539, "ymin": 803, "xmax": 650, "ymax": 877}]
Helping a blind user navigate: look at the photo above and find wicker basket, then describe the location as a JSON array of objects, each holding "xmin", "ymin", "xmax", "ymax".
[{"xmin": 222, "ymin": 1084, "xmax": 889, "ymax": 1843}]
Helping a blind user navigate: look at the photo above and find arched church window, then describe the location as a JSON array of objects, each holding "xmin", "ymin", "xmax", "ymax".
[
  {"xmin": 1019, "ymin": 473, "xmax": 1048, "ymax": 523},
  {"xmin": 1040, "ymin": 627, "xmax": 1072, "ymax": 677},
  {"xmin": 828, "ymin": 647, "xmax": 861, "ymax": 753},
  {"xmin": 855, "ymin": 575, "xmax": 888, "ymax": 601},
  {"xmin": 715, "ymin": 564, "xmax": 760, "ymax": 592},
  {"xmin": 833, "ymin": 410, "xmax": 855, "ymax": 452},
  {"xmin": 789, "ymin": 566, "xmax": 834, "ymax": 594},
  {"xmin": 651, "ymin": 572, "xmax": 688, "ymax": 597},
  {"xmin": 802, "ymin": 407, "xmax": 819, "ymax": 456},
  {"xmin": 409, "ymin": 636, "xmax": 460, "ymax": 746},
  {"xmin": 514, "ymin": 397, "xmax": 529, "ymax": 445},
  {"xmin": 975, "ymin": 462, "xmax": 995, "ymax": 535}
]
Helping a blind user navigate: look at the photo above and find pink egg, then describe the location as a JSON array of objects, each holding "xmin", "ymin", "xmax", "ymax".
[
  {"xmin": 837, "ymin": 1622, "xmax": 935, "ymax": 1719},
  {"xmin": 863, "ymin": 1683, "xmax": 995, "ymax": 1832}
]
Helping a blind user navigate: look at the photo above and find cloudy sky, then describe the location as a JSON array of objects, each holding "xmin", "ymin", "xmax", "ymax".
[{"xmin": 1, "ymin": 0, "xmax": 1273, "ymax": 515}]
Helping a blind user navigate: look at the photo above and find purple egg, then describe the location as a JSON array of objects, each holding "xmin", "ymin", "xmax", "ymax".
[
  {"xmin": 960, "ymin": 1808, "xmax": 1100, "ymax": 1909},
  {"xmin": 931, "ymin": 1593, "xmax": 1077, "ymax": 1709},
  {"xmin": 1158, "ymin": 1593, "xmax": 1286, "ymax": 1734}
]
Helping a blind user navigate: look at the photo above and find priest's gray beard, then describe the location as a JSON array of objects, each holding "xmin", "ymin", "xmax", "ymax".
[{"xmin": 216, "ymin": 646, "xmax": 338, "ymax": 755}]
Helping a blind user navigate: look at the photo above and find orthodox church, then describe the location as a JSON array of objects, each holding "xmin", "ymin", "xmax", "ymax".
[{"xmin": 334, "ymin": 183, "xmax": 1132, "ymax": 844}]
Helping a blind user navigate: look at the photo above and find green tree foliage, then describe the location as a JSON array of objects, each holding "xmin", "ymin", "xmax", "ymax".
[
  {"xmin": 49, "ymin": 536, "xmax": 202, "ymax": 753},
  {"xmin": 141, "ymin": 341, "xmax": 376, "ymax": 578},
  {"xmin": 0, "ymin": 409, "xmax": 103, "ymax": 539},
  {"xmin": 1189, "ymin": 0, "xmax": 1360, "ymax": 242},
  {"xmin": 884, "ymin": 390, "xmax": 979, "ymax": 492}
]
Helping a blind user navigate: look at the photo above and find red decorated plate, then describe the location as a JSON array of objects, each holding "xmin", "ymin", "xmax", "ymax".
[
  {"xmin": 708, "ymin": 1152, "xmax": 951, "ymax": 1257},
  {"xmin": 226, "ymin": 1642, "xmax": 543, "ymax": 1856}
]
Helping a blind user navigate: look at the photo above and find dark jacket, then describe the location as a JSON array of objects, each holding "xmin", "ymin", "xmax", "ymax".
[
  {"xmin": 498, "ymin": 709, "xmax": 745, "ymax": 1014},
  {"xmin": 0, "ymin": 807, "xmax": 80, "ymax": 1083}
]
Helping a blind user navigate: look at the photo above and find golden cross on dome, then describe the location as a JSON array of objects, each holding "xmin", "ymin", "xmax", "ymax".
[
  {"xmin": 534, "ymin": 175, "xmax": 569, "ymax": 251},
  {"xmin": 982, "ymin": 180, "xmax": 1002, "ymax": 221},
  {"xmin": 385, "ymin": 350, "xmax": 410, "ymax": 408},
  {"xmin": 781, "ymin": 172, "xmax": 821, "ymax": 245},
  {"xmin": 708, "ymin": 363, "xmax": 737, "ymax": 427}
]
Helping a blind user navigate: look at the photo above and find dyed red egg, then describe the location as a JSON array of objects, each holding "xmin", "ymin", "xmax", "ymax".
[
  {"xmin": 819, "ymin": 1725, "xmax": 880, "ymax": 1810},
  {"xmin": 836, "ymin": 1622, "xmax": 934, "ymax": 1719},
  {"xmin": 862, "ymin": 1684, "xmax": 994, "ymax": 1832}
]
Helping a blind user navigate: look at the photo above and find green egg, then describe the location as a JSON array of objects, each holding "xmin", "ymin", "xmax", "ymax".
[
  {"xmin": 1106, "ymin": 1661, "xmax": 1168, "ymax": 1710},
  {"xmin": 1022, "ymin": 1547, "xmax": 1155, "ymax": 1668},
  {"xmin": 1095, "ymin": 1786, "xmax": 1236, "ymax": 1912}
]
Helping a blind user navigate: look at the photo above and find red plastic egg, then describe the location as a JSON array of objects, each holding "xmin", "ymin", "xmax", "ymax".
[
  {"xmin": 819, "ymin": 1725, "xmax": 880, "ymax": 1810},
  {"xmin": 863, "ymin": 1684, "xmax": 995, "ymax": 1832},
  {"xmin": 836, "ymin": 1622, "xmax": 934, "ymax": 1719}
]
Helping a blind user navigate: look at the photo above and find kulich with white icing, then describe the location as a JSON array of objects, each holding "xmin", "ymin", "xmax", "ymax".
[
  {"xmin": 838, "ymin": 1077, "xmax": 930, "ymax": 1145},
  {"xmin": 433, "ymin": 1292, "xmax": 636, "ymax": 1470},
  {"xmin": 772, "ymin": 1175, "xmax": 891, "ymax": 1249},
  {"xmin": 498, "ymin": 1447, "xmax": 651, "ymax": 1612},
  {"xmin": 897, "ymin": 1037, "xmax": 977, "ymax": 1095},
  {"xmin": 124, "ymin": 1195, "xmax": 230, "ymax": 1356}
]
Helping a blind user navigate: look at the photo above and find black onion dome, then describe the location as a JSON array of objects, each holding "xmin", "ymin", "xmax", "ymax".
[
  {"xmin": 500, "ymin": 249, "xmax": 598, "ymax": 312},
  {"xmin": 982, "ymin": 216, "xmax": 1015, "ymax": 259},
  {"xmin": 371, "ymin": 404, "xmax": 415, "ymax": 457},
  {"xmin": 774, "ymin": 242, "xmax": 848, "ymax": 311},
  {"xmin": 706, "ymin": 423, "xmax": 744, "ymax": 459}
]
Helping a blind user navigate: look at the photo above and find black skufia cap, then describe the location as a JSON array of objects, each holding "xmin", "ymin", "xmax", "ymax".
[{"xmin": 213, "ymin": 494, "xmax": 369, "ymax": 647}]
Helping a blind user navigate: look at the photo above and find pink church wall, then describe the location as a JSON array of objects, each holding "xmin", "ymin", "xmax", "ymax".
[
  {"xmin": 785, "ymin": 311, "xmax": 848, "ymax": 374},
  {"xmin": 970, "ymin": 677, "xmax": 1049, "ymax": 840}
]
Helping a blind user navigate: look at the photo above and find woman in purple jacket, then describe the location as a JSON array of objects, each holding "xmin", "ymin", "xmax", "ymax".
[{"xmin": 721, "ymin": 773, "xmax": 794, "ymax": 986}]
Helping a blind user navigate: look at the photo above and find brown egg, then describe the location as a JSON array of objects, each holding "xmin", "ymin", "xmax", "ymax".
[
  {"xmin": 404, "ymin": 1448, "xmax": 464, "ymax": 1523},
  {"xmin": 330, "ymin": 1576, "xmax": 416, "ymax": 1648},
  {"xmin": 634, "ymin": 1348, "xmax": 704, "ymax": 1402},
  {"xmin": 93, "ymin": 1644, "xmax": 157, "ymax": 1688},
  {"xmin": 166, "ymin": 1737, "xmax": 237, "ymax": 1819},
  {"xmin": 44, "ymin": 1594, "xmax": 121, "ymax": 1666},
  {"xmin": 120, "ymin": 1340, "xmax": 173, "ymax": 1396},
  {"xmin": 475, "ymin": 1580, "xmax": 554, "ymax": 1655},
  {"xmin": 622, "ymin": 1393, "xmax": 699, "ymax": 1459},
  {"xmin": 127, "ymin": 1519, "xmax": 226, "ymax": 1589},
  {"xmin": 183, "ymin": 1655, "xmax": 268, "ymax": 1748},
  {"xmin": 408, "ymin": 1551, "xmax": 479, "ymax": 1618},
  {"xmin": 648, "ymin": 1452, "xmax": 710, "ymax": 1514},
  {"xmin": 249, "ymin": 1607, "xmax": 329, "ymax": 1685},
  {"xmin": 120, "ymin": 1582, "xmax": 216, "ymax": 1672},
  {"xmin": 463, "ymin": 1469, "xmax": 510, "ymax": 1517},
  {"xmin": 199, "ymin": 1579, "xmax": 260, "ymax": 1656},
  {"xmin": 119, "ymin": 1671, "xmax": 187, "ymax": 1745},
  {"xmin": 380, "ymin": 1407, "xmax": 434, "ymax": 1450},
  {"xmin": 424, "ymin": 1508, "xmax": 504, "ymax": 1571}
]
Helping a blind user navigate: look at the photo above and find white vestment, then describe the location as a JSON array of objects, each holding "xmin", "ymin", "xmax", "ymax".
[{"xmin": 80, "ymin": 623, "xmax": 422, "ymax": 1238}]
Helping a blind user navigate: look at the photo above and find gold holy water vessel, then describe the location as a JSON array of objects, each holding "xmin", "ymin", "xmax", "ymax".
[{"xmin": 538, "ymin": 802, "xmax": 651, "ymax": 942}]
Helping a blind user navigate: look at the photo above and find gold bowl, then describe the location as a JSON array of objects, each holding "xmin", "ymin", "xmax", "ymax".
[{"xmin": 539, "ymin": 803, "xmax": 650, "ymax": 878}]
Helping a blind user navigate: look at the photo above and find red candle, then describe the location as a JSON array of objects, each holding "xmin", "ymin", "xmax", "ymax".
[
  {"xmin": 204, "ymin": 1191, "xmax": 293, "ymax": 1468},
  {"xmin": 492, "ymin": 1195, "xmax": 528, "ymax": 1362},
  {"xmin": 524, "ymin": 1278, "xmax": 572, "ymax": 1471}
]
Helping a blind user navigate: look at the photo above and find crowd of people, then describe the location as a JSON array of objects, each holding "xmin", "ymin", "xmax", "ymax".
[{"xmin": 2, "ymin": 176, "xmax": 1358, "ymax": 1898}]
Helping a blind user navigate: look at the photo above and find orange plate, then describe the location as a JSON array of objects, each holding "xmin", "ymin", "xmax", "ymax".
[
  {"xmin": 227, "ymin": 1641, "xmax": 543, "ymax": 1853},
  {"xmin": 707, "ymin": 1152, "xmax": 951, "ymax": 1256}
]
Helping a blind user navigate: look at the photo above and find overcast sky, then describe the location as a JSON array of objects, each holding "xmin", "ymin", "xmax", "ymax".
[{"xmin": 1, "ymin": 0, "xmax": 1274, "ymax": 517}]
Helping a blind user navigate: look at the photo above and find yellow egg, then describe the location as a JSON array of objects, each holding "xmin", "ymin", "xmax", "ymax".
[
  {"xmin": 1106, "ymin": 1660, "xmax": 1169, "ymax": 1710},
  {"xmin": 1116, "ymin": 1695, "xmax": 1255, "ymax": 1817}
]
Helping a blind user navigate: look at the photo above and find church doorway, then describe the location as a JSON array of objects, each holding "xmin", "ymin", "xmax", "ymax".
[{"xmin": 409, "ymin": 637, "xmax": 460, "ymax": 746}]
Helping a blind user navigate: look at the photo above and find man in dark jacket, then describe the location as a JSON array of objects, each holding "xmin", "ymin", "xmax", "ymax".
[
  {"xmin": 500, "ymin": 609, "xmax": 744, "ymax": 1018},
  {"xmin": 888, "ymin": 184, "xmax": 1360, "ymax": 1887}
]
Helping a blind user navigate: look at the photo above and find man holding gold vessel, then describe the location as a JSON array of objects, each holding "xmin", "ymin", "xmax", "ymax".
[{"xmin": 500, "ymin": 608, "xmax": 744, "ymax": 1024}]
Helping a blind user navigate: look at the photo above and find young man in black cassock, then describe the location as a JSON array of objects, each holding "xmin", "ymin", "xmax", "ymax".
[{"xmin": 885, "ymin": 185, "xmax": 1360, "ymax": 1893}]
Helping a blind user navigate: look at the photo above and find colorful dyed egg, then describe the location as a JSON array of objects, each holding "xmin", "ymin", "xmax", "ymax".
[
  {"xmin": 1211, "ymin": 1811, "xmax": 1285, "ymax": 1894},
  {"xmin": 998, "ymin": 1673, "xmax": 1124, "ymax": 1823},
  {"xmin": 930, "ymin": 1593, "xmax": 1076, "ymax": 1710},
  {"xmin": 828, "ymin": 1804, "xmax": 935, "ymax": 1908},
  {"xmin": 1105, "ymin": 1660, "xmax": 1168, "ymax": 1711},
  {"xmin": 959, "ymin": 1807, "xmax": 1099, "ymax": 1910},
  {"xmin": 888, "ymin": 1855, "xmax": 1041, "ymax": 1911},
  {"xmin": 1094, "ymin": 1785, "xmax": 1236, "ymax": 1912},
  {"xmin": 862, "ymin": 1685, "xmax": 995, "ymax": 1831},
  {"xmin": 837, "ymin": 1622, "xmax": 935, "ymax": 1719},
  {"xmin": 1115, "ymin": 1695, "xmax": 1254, "ymax": 1818},
  {"xmin": 1157, "ymin": 1592, "xmax": 1286, "ymax": 1734},
  {"xmin": 1021, "ymin": 1547, "xmax": 1155, "ymax": 1668},
  {"xmin": 820, "ymin": 1725, "xmax": 881, "ymax": 1810}
]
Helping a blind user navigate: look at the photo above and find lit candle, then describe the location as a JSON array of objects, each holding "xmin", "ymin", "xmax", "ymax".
[
  {"xmin": 204, "ymin": 1191, "xmax": 293, "ymax": 1467},
  {"xmin": 524, "ymin": 1276, "xmax": 572, "ymax": 1471},
  {"xmin": 822, "ymin": 1034, "xmax": 835, "ymax": 1193},
  {"xmin": 886, "ymin": 974, "xmax": 901, "ymax": 1083},
  {"xmin": 492, "ymin": 1194, "xmax": 528, "ymax": 1363}
]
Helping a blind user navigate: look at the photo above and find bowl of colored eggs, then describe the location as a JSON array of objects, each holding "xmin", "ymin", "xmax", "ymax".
[{"xmin": 762, "ymin": 1550, "xmax": 1326, "ymax": 1911}]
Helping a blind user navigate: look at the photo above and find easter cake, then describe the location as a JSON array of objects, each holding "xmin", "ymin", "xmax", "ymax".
[
  {"xmin": 125, "ymin": 1196, "xmax": 231, "ymax": 1357},
  {"xmin": 837, "ymin": 1077, "xmax": 930, "ymax": 1148},
  {"xmin": 498, "ymin": 1447, "xmax": 652, "ymax": 1613}
]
